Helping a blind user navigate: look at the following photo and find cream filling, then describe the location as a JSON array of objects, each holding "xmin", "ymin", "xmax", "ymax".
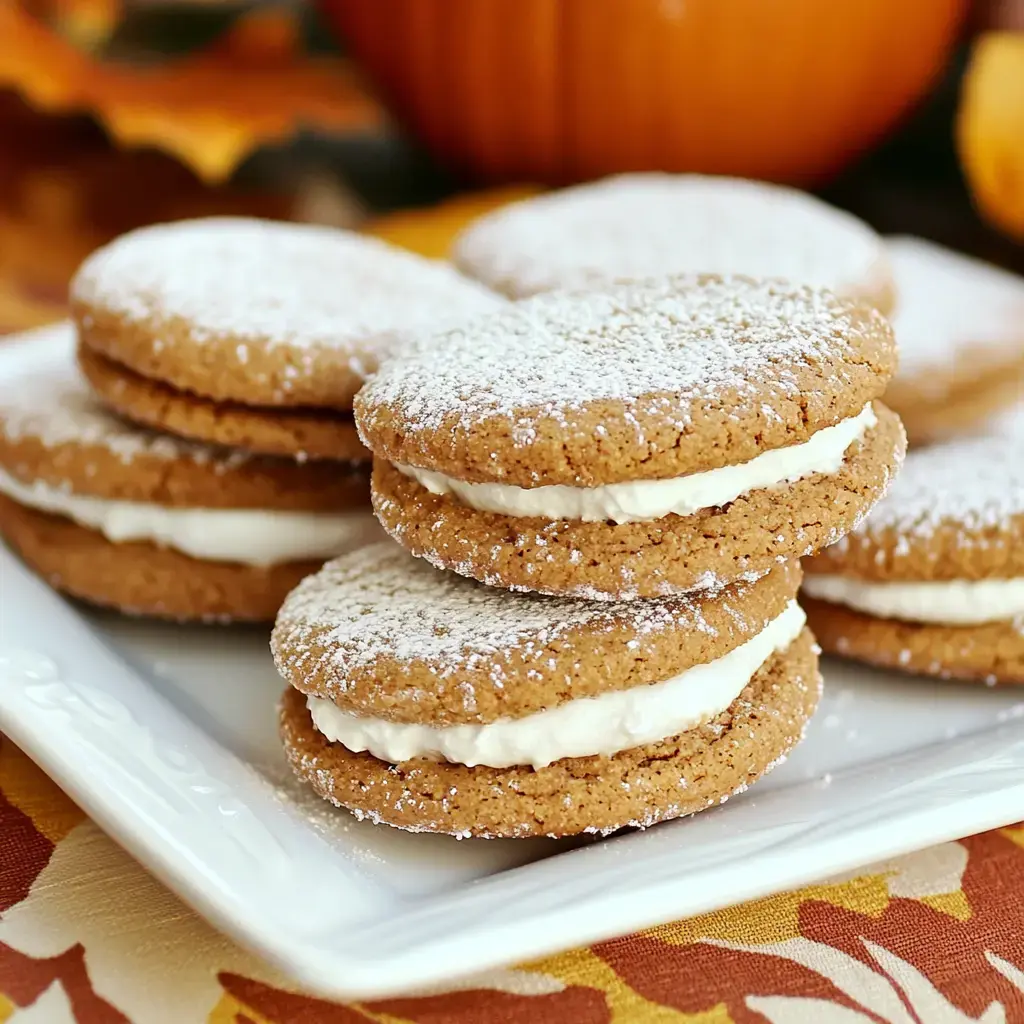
[
  {"xmin": 397, "ymin": 404, "xmax": 876, "ymax": 524},
  {"xmin": 306, "ymin": 600, "xmax": 806, "ymax": 769},
  {"xmin": 0, "ymin": 467, "xmax": 377, "ymax": 567},
  {"xmin": 802, "ymin": 573, "xmax": 1024, "ymax": 626}
]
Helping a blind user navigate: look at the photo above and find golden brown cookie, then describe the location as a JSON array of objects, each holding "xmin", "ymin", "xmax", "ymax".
[
  {"xmin": 279, "ymin": 640, "xmax": 820, "ymax": 838},
  {"xmin": 273, "ymin": 545, "xmax": 803, "ymax": 724},
  {"xmin": 0, "ymin": 323, "xmax": 382, "ymax": 622},
  {"xmin": 356, "ymin": 276, "xmax": 904, "ymax": 598},
  {"xmin": 882, "ymin": 237, "xmax": 1024, "ymax": 445},
  {"xmin": 77, "ymin": 344, "xmax": 366, "ymax": 462},
  {"xmin": 804, "ymin": 436, "xmax": 1024, "ymax": 684},
  {"xmin": 802, "ymin": 598, "xmax": 1024, "ymax": 686},
  {"xmin": 452, "ymin": 174, "xmax": 894, "ymax": 313},
  {"xmin": 273, "ymin": 544, "xmax": 818, "ymax": 837},
  {"xmin": 0, "ymin": 495, "xmax": 323, "ymax": 623},
  {"xmin": 71, "ymin": 217, "xmax": 504, "ymax": 411},
  {"xmin": 371, "ymin": 410, "xmax": 901, "ymax": 599}
]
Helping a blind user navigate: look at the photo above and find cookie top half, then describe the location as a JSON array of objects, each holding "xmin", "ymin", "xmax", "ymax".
[
  {"xmin": 888, "ymin": 236, "xmax": 1024, "ymax": 385},
  {"xmin": 71, "ymin": 218, "xmax": 504, "ymax": 410},
  {"xmin": 0, "ymin": 323, "xmax": 363, "ymax": 511},
  {"xmin": 453, "ymin": 174, "xmax": 893, "ymax": 311},
  {"xmin": 808, "ymin": 437, "xmax": 1024, "ymax": 582},
  {"xmin": 272, "ymin": 542, "xmax": 802, "ymax": 726},
  {"xmin": 355, "ymin": 275, "xmax": 896, "ymax": 487}
]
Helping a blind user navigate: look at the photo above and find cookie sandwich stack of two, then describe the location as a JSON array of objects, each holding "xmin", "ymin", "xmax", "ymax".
[
  {"xmin": 274, "ymin": 274, "xmax": 906, "ymax": 837},
  {"xmin": 0, "ymin": 218, "xmax": 502, "ymax": 622}
]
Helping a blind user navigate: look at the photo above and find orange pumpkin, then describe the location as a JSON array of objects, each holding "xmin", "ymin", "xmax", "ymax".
[{"xmin": 320, "ymin": 0, "xmax": 968, "ymax": 186}]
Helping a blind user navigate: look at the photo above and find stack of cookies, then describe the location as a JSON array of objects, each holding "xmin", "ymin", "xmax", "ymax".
[
  {"xmin": 275, "ymin": 546, "xmax": 816, "ymax": 838},
  {"xmin": 0, "ymin": 217, "xmax": 501, "ymax": 622},
  {"xmin": 442, "ymin": 178, "xmax": 1024, "ymax": 694},
  {"xmin": 275, "ymin": 272, "xmax": 906, "ymax": 837}
]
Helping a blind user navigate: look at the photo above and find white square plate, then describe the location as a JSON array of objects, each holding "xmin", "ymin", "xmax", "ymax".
[{"xmin": 3, "ymin": 543, "xmax": 1024, "ymax": 1000}]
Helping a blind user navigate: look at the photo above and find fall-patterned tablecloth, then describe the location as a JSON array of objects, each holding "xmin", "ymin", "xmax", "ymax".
[{"xmin": 2, "ymin": 737, "xmax": 1024, "ymax": 1022}]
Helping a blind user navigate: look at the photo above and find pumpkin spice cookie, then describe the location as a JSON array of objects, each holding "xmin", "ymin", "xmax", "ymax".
[
  {"xmin": 274, "ymin": 544, "xmax": 819, "ymax": 838},
  {"xmin": 882, "ymin": 237, "xmax": 1024, "ymax": 445},
  {"xmin": 71, "ymin": 217, "xmax": 503, "ymax": 458},
  {"xmin": 803, "ymin": 437, "xmax": 1024, "ymax": 684},
  {"xmin": 77, "ymin": 344, "xmax": 366, "ymax": 463},
  {"xmin": 356, "ymin": 276, "xmax": 905, "ymax": 599},
  {"xmin": 0, "ymin": 323, "xmax": 382, "ymax": 622},
  {"xmin": 453, "ymin": 174, "xmax": 894, "ymax": 312}
]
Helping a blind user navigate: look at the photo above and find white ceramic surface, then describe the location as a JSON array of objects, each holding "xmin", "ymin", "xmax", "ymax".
[{"xmin": 3, "ymin": 542, "xmax": 1024, "ymax": 999}]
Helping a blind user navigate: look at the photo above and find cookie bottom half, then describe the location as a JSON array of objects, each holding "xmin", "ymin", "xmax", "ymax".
[
  {"xmin": 0, "ymin": 494, "xmax": 321, "ymax": 622},
  {"xmin": 279, "ymin": 628, "xmax": 821, "ymax": 838},
  {"xmin": 371, "ymin": 404, "xmax": 905, "ymax": 599},
  {"xmin": 803, "ymin": 596, "xmax": 1024, "ymax": 685},
  {"xmin": 78, "ymin": 344, "xmax": 367, "ymax": 463}
]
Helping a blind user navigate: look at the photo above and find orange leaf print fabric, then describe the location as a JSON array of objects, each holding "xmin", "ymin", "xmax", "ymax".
[{"xmin": 1, "ymin": 727, "xmax": 1023, "ymax": 1022}]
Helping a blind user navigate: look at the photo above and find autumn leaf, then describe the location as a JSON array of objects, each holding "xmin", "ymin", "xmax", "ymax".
[
  {"xmin": 958, "ymin": 32, "xmax": 1024, "ymax": 241},
  {"xmin": 364, "ymin": 186, "xmax": 543, "ymax": 258},
  {"xmin": 19, "ymin": 0, "xmax": 123, "ymax": 50},
  {"xmin": 0, "ymin": 95, "xmax": 297, "ymax": 333},
  {"xmin": 0, "ymin": 6, "xmax": 383, "ymax": 182}
]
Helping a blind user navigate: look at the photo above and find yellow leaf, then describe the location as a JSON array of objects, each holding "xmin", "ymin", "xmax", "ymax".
[
  {"xmin": 25, "ymin": 0, "xmax": 123, "ymax": 49},
  {"xmin": 527, "ymin": 947, "xmax": 730, "ymax": 1023},
  {"xmin": 365, "ymin": 187, "xmax": 544, "ymax": 258},
  {"xmin": 919, "ymin": 891, "xmax": 972, "ymax": 921},
  {"xmin": 0, "ymin": 741, "xmax": 84, "ymax": 843},
  {"xmin": 958, "ymin": 32, "xmax": 1024, "ymax": 240}
]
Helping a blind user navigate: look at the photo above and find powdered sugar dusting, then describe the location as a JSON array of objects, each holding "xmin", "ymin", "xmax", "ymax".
[
  {"xmin": 845, "ymin": 437, "xmax": 1024, "ymax": 541},
  {"xmin": 888, "ymin": 236, "xmax": 1024, "ymax": 382},
  {"xmin": 0, "ymin": 322, "xmax": 246, "ymax": 467},
  {"xmin": 359, "ymin": 275, "xmax": 882, "ymax": 443},
  {"xmin": 989, "ymin": 399, "xmax": 1024, "ymax": 439},
  {"xmin": 453, "ymin": 174, "xmax": 887, "ymax": 299},
  {"xmin": 72, "ymin": 218, "xmax": 503, "ymax": 357},
  {"xmin": 273, "ymin": 542, "xmax": 773, "ymax": 689}
]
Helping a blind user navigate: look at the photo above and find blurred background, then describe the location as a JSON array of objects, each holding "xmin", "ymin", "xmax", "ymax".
[{"xmin": 0, "ymin": 0, "xmax": 1021, "ymax": 336}]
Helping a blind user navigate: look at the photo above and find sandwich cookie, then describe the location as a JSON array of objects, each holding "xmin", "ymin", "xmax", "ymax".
[
  {"xmin": 0, "ymin": 323, "xmax": 381, "ymax": 622},
  {"xmin": 453, "ymin": 174, "xmax": 894, "ymax": 313},
  {"xmin": 274, "ymin": 545, "xmax": 819, "ymax": 838},
  {"xmin": 882, "ymin": 237, "xmax": 1024, "ymax": 445},
  {"xmin": 71, "ymin": 217, "xmax": 503, "ymax": 459},
  {"xmin": 357, "ymin": 276, "xmax": 905, "ymax": 600},
  {"xmin": 803, "ymin": 437, "xmax": 1024, "ymax": 684}
]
